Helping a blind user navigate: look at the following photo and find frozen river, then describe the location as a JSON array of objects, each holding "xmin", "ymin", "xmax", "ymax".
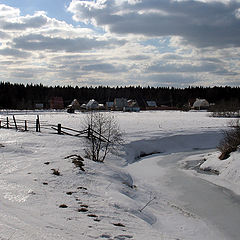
[
  {"xmin": 127, "ymin": 147, "xmax": 240, "ymax": 240},
  {"xmin": 158, "ymin": 151, "xmax": 240, "ymax": 240}
]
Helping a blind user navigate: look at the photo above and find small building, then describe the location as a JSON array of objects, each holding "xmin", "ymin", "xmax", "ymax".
[
  {"xmin": 69, "ymin": 99, "xmax": 80, "ymax": 110},
  {"xmin": 192, "ymin": 98, "xmax": 210, "ymax": 110},
  {"xmin": 98, "ymin": 104, "xmax": 105, "ymax": 110},
  {"xmin": 80, "ymin": 103, "xmax": 87, "ymax": 110},
  {"xmin": 35, "ymin": 103, "xmax": 44, "ymax": 109},
  {"xmin": 123, "ymin": 99, "xmax": 140, "ymax": 112},
  {"xmin": 67, "ymin": 99, "xmax": 80, "ymax": 113},
  {"xmin": 146, "ymin": 101, "xmax": 157, "ymax": 110},
  {"xmin": 106, "ymin": 101, "xmax": 114, "ymax": 110},
  {"xmin": 114, "ymin": 98, "xmax": 128, "ymax": 110},
  {"xmin": 49, "ymin": 97, "xmax": 64, "ymax": 109},
  {"xmin": 86, "ymin": 99, "xmax": 99, "ymax": 110}
]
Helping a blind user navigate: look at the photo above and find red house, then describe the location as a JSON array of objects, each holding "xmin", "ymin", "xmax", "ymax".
[{"xmin": 49, "ymin": 97, "xmax": 64, "ymax": 109}]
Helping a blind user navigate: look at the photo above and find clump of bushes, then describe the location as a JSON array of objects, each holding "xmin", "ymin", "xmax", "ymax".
[
  {"xmin": 218, "ymin": 120, "xmax": 240, "ymax": 160},
  {"xmin": 210, "ymin": 99, "xmax": 240, "ymax": 118}
]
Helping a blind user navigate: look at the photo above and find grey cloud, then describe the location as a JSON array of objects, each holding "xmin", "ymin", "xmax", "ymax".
[
  {"xmin": 0, "ymin": 60, "xmax": 14, "ymax": 65},
  {"xmin": 148, "ymin": 62, "xmax": 219, "ymax": 73},
  {"xmin": 11, "ymin": 71, "xmax": 34, "ymax": 79},
  {"xmin": 228, "ymin": 80, "xmax": 240, "ymax": 85},
  {"xmin": 161, "ymin": 54, "xmax": 183, "ymax": 60},
  {"xmin": 69, "ymin": 0, "xmax": 240, "ymax": 48},
  {"xmin": 148, "ymin": 61, "xmax": 238, "ymax": 76},
  {"xmin": 200, "ymin": 57, "xmax": 223, "ymax": 63},
  {"xmin": 0, "ymin": 47, "xmax": 31, "ymax": 58},
  {"xmin": 82, "ymin": 63, "xmax": 126, "ymax": 73},
  {"xmin": 0, "ymin": 30, "xmax": 10, "ymax": 39},
  {"xmin": 12, "ymin": 34, "xmax": 125, "ymax": 52},
  {"xmin": 2, "ymin": 15, "xmax": 48, "ymax": 30},
  {"xmin": 214, "ymin": 69, "xmax": 238, "ymax": 76},
  {"xmin": 127, "ymin": 55, "xmax": 150, "ymax": 60},
  {"xmin": 147, "ymin": 73, "xmax": 198, "ymax": 87}
]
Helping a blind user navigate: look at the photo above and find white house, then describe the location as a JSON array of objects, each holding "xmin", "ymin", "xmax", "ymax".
[
  {"xmin": 86, "ymin": 99, "xmax": 99, "ymax": 110},
  {"xmin": 146, "ymin": 101, "xmax": 157, "ymax": 107},
  {"xmin": 193, "ymin": 98, "xmax": 210, "ymax": 110},
  {"xmin": 146, "ymin": 101, "xmax": 157, "ymax": 110}
]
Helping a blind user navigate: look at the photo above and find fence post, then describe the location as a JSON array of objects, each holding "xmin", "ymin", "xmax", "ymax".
[
  {"xmin": 36, "ymin": 118, "xmax": 38, "ymax": 132},
  {"xmin": 57, "ymin": 124, "xmax": 61, "ymax": 134},
  {"xmin": 37, "ymin": 115, "xmax": 40, "ymax": 132},
  {"xmin": 25, "ymin": 120, "xmax": 28, "ymax": 131},
  {"xmin": 36, "ymin": 117, "xmax": 40, "ymax": 132},
  {"xmin": 7, "ymin": 117, "xmax": 9, "ymax": 129},
  {"xmin": 13, "ymin": 115, "xmax": 18, "ymax": 130},
  {"xmin": 87, "ymin": 125, "xmax": 91, "ymax": 138}
]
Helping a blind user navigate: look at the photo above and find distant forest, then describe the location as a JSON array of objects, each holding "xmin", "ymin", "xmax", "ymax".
[{"xmin": 0, "ymin": 82, "xmax": 239, "ymax": 110}]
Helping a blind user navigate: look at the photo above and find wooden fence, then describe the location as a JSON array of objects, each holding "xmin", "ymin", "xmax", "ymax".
[
  {"xmin": 0, "ymin": 115, "xmax": 109, "ymax": 142},
  {"xmin": 0, "ymin": 115, "xmax": 42, "ymax": 132}
]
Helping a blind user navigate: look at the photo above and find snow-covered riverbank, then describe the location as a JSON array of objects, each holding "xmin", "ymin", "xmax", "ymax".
[{"xmin": 0, "ymin": 110, "xmax": 239, "ymax": 239}]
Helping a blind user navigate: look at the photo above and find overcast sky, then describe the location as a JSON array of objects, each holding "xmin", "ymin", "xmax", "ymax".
[{"xmin": 0, "ymin": 0, "xmax": 239, "ymax": 87}]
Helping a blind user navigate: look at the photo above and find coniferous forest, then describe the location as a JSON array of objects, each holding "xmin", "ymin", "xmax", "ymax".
[{"xmin": 0, "ymin": 81, "xmax": 239, "ymax": 110}]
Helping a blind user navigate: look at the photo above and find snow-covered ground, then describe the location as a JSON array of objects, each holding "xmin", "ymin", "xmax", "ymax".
[{"xmin": 0, "ymin": 110, "xmax": 239, "ymax": 240}]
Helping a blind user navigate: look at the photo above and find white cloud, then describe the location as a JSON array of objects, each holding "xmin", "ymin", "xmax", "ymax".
[
  {"xmin": 0, "ymin": 2, "xmax": 238, "ymax": 87},
  {"xmin": 0, "ymin": 4, "xmax": 20, "ymax": 19}
]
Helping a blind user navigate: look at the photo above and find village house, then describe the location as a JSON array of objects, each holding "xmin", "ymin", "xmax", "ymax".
[
  {"xmin": 80, "ymin": 103, "xmax": 87, "ymax": 110},
  {"xmin": 69, "ymin": 99, "xmax": 81, "ymax": 110},
  {"xmin": 146, "ymin": 101, "xmax": 157, "ymax": 110},
  {"xmin": 105, "ymin": 101, "xmax": 114, "ymax": 110},
  {"xmin": 67, "ymin": 99, "xmax": 81, "ymax": 113},
  {"xmin": 35, "ymin": 103, "xmax": 44, "ymax": 109},
  {"xmin": 86, "ymin": 99, "xmax": 99, "ymax": 110},
  {"xmin": 192, "ymin": 98, "xmax": 210, "ymax": 110},
  {"xmin": 49, "ymin": 97, "xmax": 64, "ymax": 109},
  {"xmin": 123, "ymin": 99, "xmax": 140, "ymax": 112},
  {"xmin": 114, "ymin": 98, "xmax": 128, "ymax": 110}
]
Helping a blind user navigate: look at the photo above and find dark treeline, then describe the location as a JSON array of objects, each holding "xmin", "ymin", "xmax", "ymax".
[{"xmin": 0, "ymin": 81, "xmax": 239, "ymax": 109}]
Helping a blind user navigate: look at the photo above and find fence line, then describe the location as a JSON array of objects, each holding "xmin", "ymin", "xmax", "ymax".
[{"xmin": 0, "ymin": 115, "xmax": 109, "ymax": 142}]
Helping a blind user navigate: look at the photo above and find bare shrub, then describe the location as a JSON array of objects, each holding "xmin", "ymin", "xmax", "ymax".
[
  {"xmin": 210, "ymin": 99, "xmax": 240, "ymax": 118},
  {"xmin": 83, "ymin": 112, "xmax": 123, "ymax": 162},
  {"xmin": 217, "ymin": 120, "xmax": 240, "ymax": 160},
  {"xmin": 51, "ymin": 168, "xmax": 60, "ymax": 176}
]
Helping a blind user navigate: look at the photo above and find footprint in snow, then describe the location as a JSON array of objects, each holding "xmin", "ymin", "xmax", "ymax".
[
  {"xmin": 100, "ymin": 234, "xmax": 112, "ymax": 239},
  {"xmin": 87, "ymin": 214, "xmax": 98, "ymax": 218},
  {"xmin": 114, "ymin": 235, "xmax": 133, "ymax": 240},
  {"xmin": 113, "ymin": 223, "xmax": 125, "ymax": 227},
  {"xmin": 78, "ymin": 207, "xmax": 88, "ymax": 212}
]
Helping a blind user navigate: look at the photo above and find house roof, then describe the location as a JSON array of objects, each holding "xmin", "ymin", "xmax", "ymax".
[
  {"xmin": 86, "ymin": 99, "xmax": 99, "ymax": 107},
  {"xmin": 146, "ymin": 101, "xmax": 157, "ymax": 107},
  {"xmin": 70, "ymin": 99, "xmax": 80, "ymax": 106}
]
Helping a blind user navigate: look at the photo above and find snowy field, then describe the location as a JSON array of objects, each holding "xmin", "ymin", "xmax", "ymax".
[{"xmin": 0, "ymin": 110, "xmax": 239, "ymax": 240}]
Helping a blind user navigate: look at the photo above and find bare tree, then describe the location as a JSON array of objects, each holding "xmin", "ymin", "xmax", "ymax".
[{"xmin": 83, "ymin": 112, "xmax": 123, "ymax": 162}]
